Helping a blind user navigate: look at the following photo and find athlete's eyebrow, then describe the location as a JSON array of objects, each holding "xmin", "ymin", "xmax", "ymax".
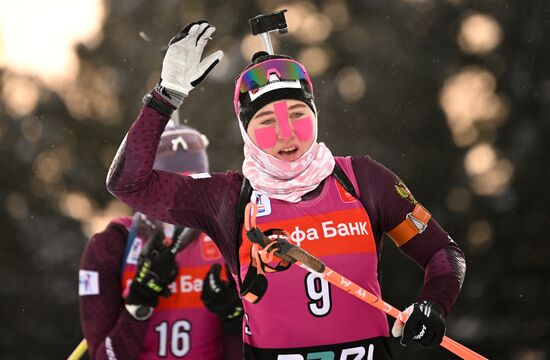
[
  {"xmin": 288, "ymin": 103, "xmax": 307, "ymax": 111},
  {"xmin": 254, "ymin": 103, "xmax": 306, "ymax": 120},
  {"xmin": 253, "ymin": 110, "xmax": 274, "ymax": 119}
]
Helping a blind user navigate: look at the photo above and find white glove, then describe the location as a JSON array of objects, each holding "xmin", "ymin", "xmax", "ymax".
[{"xmin": 158, "ymin": 20, "xmax": 224, "ymax": 107}]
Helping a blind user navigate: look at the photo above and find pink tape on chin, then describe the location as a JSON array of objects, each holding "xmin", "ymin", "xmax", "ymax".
[
  {"xmin": 273, "ymin": 101, "xmax": 293, "ymax": 139},
  {"xmin": 292, "ymin": 116, "xmax": 314, "ymax": 142},
  {"xmin": 254, "ymin": 127, "xmax": 277, "ymax": 149}
]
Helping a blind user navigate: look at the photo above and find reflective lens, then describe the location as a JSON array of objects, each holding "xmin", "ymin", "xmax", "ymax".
[{"xmin": 237, "ymin": 59, "xmax": 311, "ymax": 94}]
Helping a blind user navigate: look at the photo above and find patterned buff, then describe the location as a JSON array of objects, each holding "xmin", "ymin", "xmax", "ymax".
[{"xmin": 239, "ymin": 121, "xmax": 335, "ymax": 203}]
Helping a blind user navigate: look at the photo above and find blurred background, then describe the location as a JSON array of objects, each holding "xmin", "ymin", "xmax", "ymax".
[{"xmin": 1, "ymin": 0, "xmax": 549, "ymax": 358}]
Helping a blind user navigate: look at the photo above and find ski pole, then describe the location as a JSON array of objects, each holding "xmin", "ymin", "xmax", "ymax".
[
  {"xmin": 244, "ymin": 202, "xmax": 488, "ymax": 360},
  {"xmin": 170, "ymin": 227, "xmax": 201, "ymax": 254},
  {"xmin": 67, "ymin": 339, "xmax": 88, "ymax": 360}
]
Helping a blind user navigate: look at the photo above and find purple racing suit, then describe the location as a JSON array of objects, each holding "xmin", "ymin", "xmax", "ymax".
[{"xmin": 106, "ymin": 93, "xmax": 466, "ymax": 359}]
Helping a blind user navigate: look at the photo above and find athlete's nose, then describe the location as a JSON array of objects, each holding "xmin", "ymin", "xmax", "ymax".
[{"xmin": 274, "ymin": 101, "xmax": 294, "ymax": 139}]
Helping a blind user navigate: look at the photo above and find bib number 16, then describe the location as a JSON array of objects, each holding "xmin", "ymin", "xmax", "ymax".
[{"xmin": 155, "ymin": 320, "xmax": 191, "ymax": 357}]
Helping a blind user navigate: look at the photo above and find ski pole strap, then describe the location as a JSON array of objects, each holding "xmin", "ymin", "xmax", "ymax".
[
  {"xmin": 240, "ymin": 203, "xmax": 298, "ymax": 303},
  {"xmin": 244, "ymin": 202, "xmax": 258, "ymax": 232},
  {"xmin": 387, "ymin": 203, "xmax": 431, "ymax": 247},
  {"xmin": 240, "ymin": 264, "xmax": 268, "ymax": 303}
]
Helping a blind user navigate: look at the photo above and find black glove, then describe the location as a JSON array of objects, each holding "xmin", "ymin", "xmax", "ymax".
[
  {"xmin": 392, "ymin": 301, "xmax": 446, "ymax": 347},
  {"xmin": 126, "ymin": 229, "xmax": 178, "ymax": 308},
  {"xmin": 201, "ymin": 264, "xmax": 243, "ymax": 334}
]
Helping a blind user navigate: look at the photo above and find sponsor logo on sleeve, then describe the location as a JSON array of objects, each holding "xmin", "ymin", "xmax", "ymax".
[{"xmin": 79, "ymin": 270, "xmax": 100, "ymax": 296}]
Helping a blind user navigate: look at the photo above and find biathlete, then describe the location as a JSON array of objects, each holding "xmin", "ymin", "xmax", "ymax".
[
  {"xmin": 79, "ymin": 122, "xmax": 243, "ymax": 360},
  {"xmin": 106, "ymin": 20, "xmax": 466, "ymax": 359}
]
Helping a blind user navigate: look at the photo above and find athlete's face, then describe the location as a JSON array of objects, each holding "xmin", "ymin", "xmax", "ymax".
[{"xmin": 246, "ymin": 99, "xmax": 317, "ymax": 162}]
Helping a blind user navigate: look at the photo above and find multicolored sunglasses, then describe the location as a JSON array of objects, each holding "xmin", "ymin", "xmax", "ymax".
[{"xmin": 233, "ymin": 58, "xmax": 313, "ymax": 114}]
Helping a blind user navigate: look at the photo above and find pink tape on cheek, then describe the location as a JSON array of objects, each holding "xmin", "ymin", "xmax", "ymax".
[
  {"xmin": 273, "ymin": 101, "xmax": 293, "ymax": 139},
  {"xmin": 254, "ymin": 127, "xmax": 277, "ymax": 150},
  {"xmin": 292, "ymin": 117, "xmax": 314, "ymax": 142}
]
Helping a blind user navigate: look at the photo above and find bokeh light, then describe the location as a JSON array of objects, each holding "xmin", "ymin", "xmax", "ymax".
[
  {"xmin": 4, "ymin": 192, "xmax": 29, "ymax": 219},
  {"xmin": 276, "ymin": 2, "xmax": 333, "ymax": 44},
  {"xmin": 464, "ymin": 143, "xmax": 514, "ymax": 196},
  {"xmin": 467, "ymin": 219, "xmax": 493, "ymax": 253},
  {"xmin": 458, "ymin": 13, "xmax": 502, "ymax": 55},
  {"xmin": 2, "ymin": 73, "xmax": 40, "ymax": 117},
  {"xmin": 295, "ymin": 13, "xmax": 333, "ymax": 44},
  {"xmin": 276, "ymin": 2, "xmax": 317, "ymax": 35},
  {"xmin": 336, "ymin": 67, "xmax": 366, "ymax": 103},
  {"xmin": 81, "ymin": 200, "xmax": 132, "ymax": 237},
  {"xmin": 439, "ymin": 66, "xmax": 508, "ymax": 147},
  {"xmin": 446, "ymin": 187, "xmax": 472, "ymax": 212},
  {"xmin": 34, "ymin": 150, "xmax": 63, "ymax": 184},
  {"xmin": 321, "ymin": 0, "xmax": 350, "ymax": 31},
  {"xmin": 469, "ymin": 158, "xmax": 514, "ymax": 196},
  {"xmin": 464, "ymin": 143, "xmax": 497, "ymax": 176},
  {"xmin": 340, "ymin": 25, "xmax": 370, "ymax": 55},
  {"xmin": 20, "ymin": 117, "xmax": 44, "ymax": 143},
  {"xmin": 298, "ymin": 46, "xmax": 331, "ymax": 76},
  {"xmin": 61, "ymin": 65, "xmax": 122, "ymax": 123},
  {"xmin": 58, "ymin": 191, "xmax": 94, "ymax": 221},
  {"xmin": 512, "ymin": 348, "xmax": 547, "ymax": 360},
  {"xmin": 240, "ymin": 33, "xmax": 280, "ymax": 60},
  {"xmin": 57, "ymin": 191, "xmax": 131, "ymax": 236},
  {"xmin": 0, "ymin": 0, "xmax": 105, "ymax": 87}
]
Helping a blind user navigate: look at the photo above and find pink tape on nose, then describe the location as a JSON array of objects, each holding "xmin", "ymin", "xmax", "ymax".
[
  {"xmin": 273, "ymin": 101, "xmax": 293, "ymax": 139},
  {"xmin": 254, "ymin": 127, "xmax": 277, "ymax": 150},
  {"xmin": 253, "ymin": 101, "xmax": 314, "ymax": 150},
  {"xmin": 292, "ymin": 116, "xmax": 314, "ymax": 142}
]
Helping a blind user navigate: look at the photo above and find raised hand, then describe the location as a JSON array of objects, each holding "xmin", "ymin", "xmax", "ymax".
[{"xmin": 157, "ymin": 20, "xmax": 224, "ymax": 107}]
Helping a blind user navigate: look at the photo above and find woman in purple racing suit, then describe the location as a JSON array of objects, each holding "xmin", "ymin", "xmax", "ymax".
[
  {"xmin": 106, "ymin": 20, "xmax": 466, "ymax": 360},
  {"xmin": 80, "ymin": 122, "xmax": 242, "ymax": 360}
]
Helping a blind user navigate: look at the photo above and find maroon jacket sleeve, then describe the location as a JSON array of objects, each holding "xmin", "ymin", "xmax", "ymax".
[
  {"xmin": 79, "ymin": 221, "xmax": 149, "ymax": 360},
  {"xmin": 352, "ymin": 156, "xmax": 466, "ymax": 316},
  {"xmin": 106, "ymin": 93, "xmax": 180, "ymax": 225},
  {"xmin": 105, "ymin": 92, "xmax": 243, "ymax": 272}
]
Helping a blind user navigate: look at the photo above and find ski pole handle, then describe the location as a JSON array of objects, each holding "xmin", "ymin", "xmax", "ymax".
[
  {"xmin": 170, "ymin": 227, "xmax": 200, "ymax": 254},
  {"xmin": 67, "ymin": 339, "xmax": 88, "ymax": 360}
]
